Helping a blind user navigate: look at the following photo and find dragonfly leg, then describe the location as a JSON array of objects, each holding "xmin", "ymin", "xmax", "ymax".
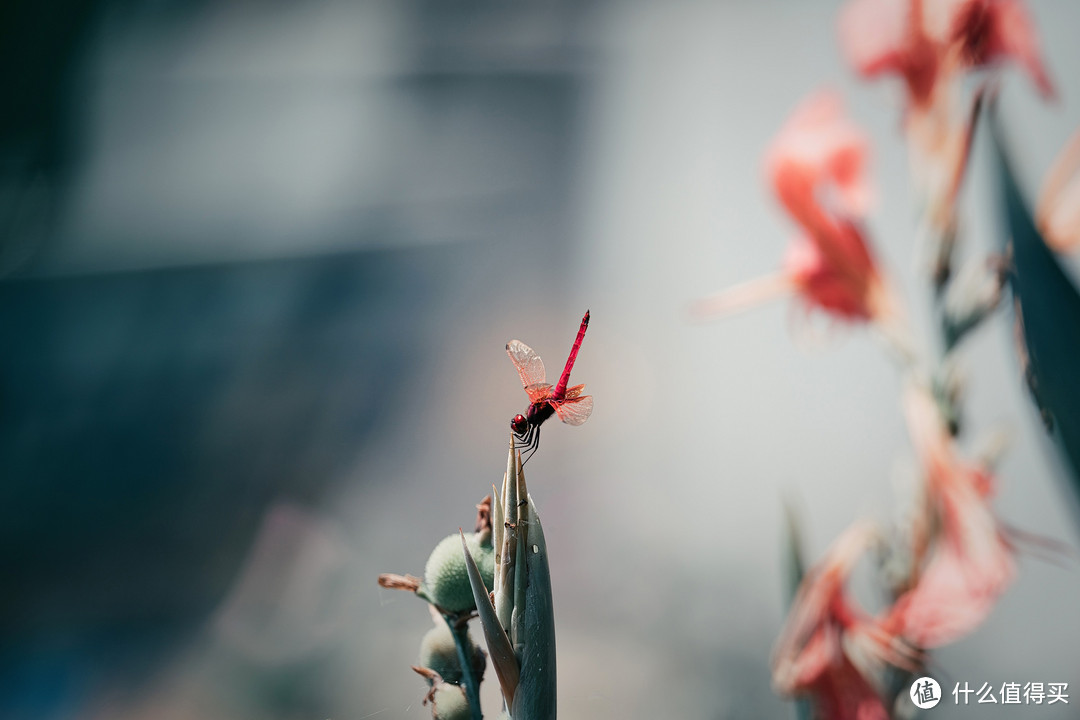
[
  {"xmin": 512, "ymin": 425, "xmax": 532, "ymax": 452},
  {"xmin": 521, "ymin": 425, "xmax": 541, "ymax": 465}
]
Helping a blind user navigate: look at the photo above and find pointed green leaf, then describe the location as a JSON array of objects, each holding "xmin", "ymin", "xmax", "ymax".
[
  {"xmin": 781, "ymin": 501, "xmax": 806, "ymax": 607},
  {"xmin": 780, "ymin": 502, "xmax": 810, "ymax": 720},
  {"xmin": 496, "ymin": 443, "xmax": 520, "ymax": 633},
  {"xmin": 510, "ymin": 495, "xmax": 557, "ymax": 720},
  {"xmin": 460, "ymin": 530, "xmax": 519, "ymax": 706},
  {"xmin": 493, "ymin": 483, "xmax": 504, "ymax": 567},
  {"xmin": 989, "ymin": 110, "xmax": 1080, "ymax": 515},
  {"xmin": 512, "ymin": 450, "xmax": 529, "ymax": 644}
]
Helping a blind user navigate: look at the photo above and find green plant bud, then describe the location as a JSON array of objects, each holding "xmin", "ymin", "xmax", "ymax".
[
  {"xmin": 430, "ymin": 683, "xmax": 471, "ymax": 720},
  {"xmin": 418, "ymin": 621, "xmax": 485, "ymax": 686},
  {"xmin": 423, "ymin": 531, "xmax": 494, "ymax": 613}
]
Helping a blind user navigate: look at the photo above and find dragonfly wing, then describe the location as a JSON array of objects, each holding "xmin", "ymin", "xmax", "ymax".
[
  {"xmin": 525, "ymin": 383, "xmax": 553, "ymax": 404},
  {"xmin": 564, "ymin": 383, "xmax": 585, "ymax": 400},
  {"xmin": 506, "ymin": 340, "xmax": 547, "ymax": 389},
  {"xmin": 552, "ymin": 395, "xmax": 593, "ymax": 426}
]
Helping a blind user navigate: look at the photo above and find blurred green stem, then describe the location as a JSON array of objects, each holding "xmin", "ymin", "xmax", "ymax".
[{"xmin": 446, "ymin": 613, "xmax": 484, "ymax": 720}]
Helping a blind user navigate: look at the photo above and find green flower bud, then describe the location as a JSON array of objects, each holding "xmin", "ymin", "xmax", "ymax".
[
  {"xmin": 431, "ymin": 683, "xmax": 471, "ymax": 720},
  {"xmin": 423, "ymin": 531, "xmax": 494, "ymax": 613},
  {"xmin": 418, "ymin": 620, "xmax": 486, "ymax": 686}
]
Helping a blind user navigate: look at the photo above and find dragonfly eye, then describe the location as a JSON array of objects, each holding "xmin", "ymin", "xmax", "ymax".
[{"xmin": 510, "ymin": 414, "xmax": 529, "ymax": 435}]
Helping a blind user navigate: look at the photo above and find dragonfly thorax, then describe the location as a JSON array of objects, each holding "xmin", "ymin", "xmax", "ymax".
[{"xmin": 526, "ymin": 400, "xmax": 555, "ymax": 426}]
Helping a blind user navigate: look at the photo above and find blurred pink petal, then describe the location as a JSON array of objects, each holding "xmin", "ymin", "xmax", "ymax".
[
  {"xmin": 690, "ymin": 272, "xmax": 793, "ymax": 320},
  {"xmin": 946, "ymin": 0, "xmax": 1055, "ymax": 98},
  {"xmin": 807, "ymin": 653, "xmax": 891, "ymax": 720},
  {"xmin": 698, "ymin": 93, "xmax": 907, "ymax": 335},
  {"xmin": 892, "ymin": 386, "xmax": 1016, "ymax": 648},
  {"xmin": 766, "ymin": 91, "xmax": 872, "ymax": 229},
  {"xmin": 893, "ymin": 482, "xmax": 1015, "ymax": 647},
  {"xmin": 693, "ymin": 231, "xmax": 882, "ymax": 324},
  {"xmin": 839, "ymin": 0, "xmax": 941, "ymax": 108},
  {"xmin": 784, "ymin": 233, "xmax": 877, "ymax": 321},
  {"xmin": 1038, "ymin": 128, "xmax": 1080, "ymax": 253},
  {"xmin": 840, "ymin": 0, "xmax": 1053, "ymax": 104},
  {"xmin": 767, "ymin": 93, "xmax": 902, "ymax": 329},
  {"xmin": 839, "ymin": 0, "xmax": 1050, "ymax": 247}
]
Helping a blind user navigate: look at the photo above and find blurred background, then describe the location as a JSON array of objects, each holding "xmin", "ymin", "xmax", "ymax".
[{"xmin": 2, "ymin": 1, "xmax": 1080, "ymax": 718}]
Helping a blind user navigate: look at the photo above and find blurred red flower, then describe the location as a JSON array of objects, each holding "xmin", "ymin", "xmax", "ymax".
[
  {"xmin": 940, "ymin": 0, "xmax": 1054, "ymax": 98},
  {"xmin": 695, "ymin": 93, "xmax": 904, "ymax": 334},
  {"xmin": 839, "ymin": 0, "xmax": 1052, "ymax": 244},
  {"xmin": 767, "ymin": 92, "xmax": 892, "ymax": 323},
  {"xmin": 774, "ymin": 523, "xmax": 919, "ymax": 720},
  {"xmin": 839, "ymin": 0, "xmax": 1053, "ymax": 104},
  {"xmin": 888, "ymin": 385, "xmax": 1016, "ymax": 648},
  {"xmin": 839, "ymin": 0, "xmax": 942, "ymax": 109}
]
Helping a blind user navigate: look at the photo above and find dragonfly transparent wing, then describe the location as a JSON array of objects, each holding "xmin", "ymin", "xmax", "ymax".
[
  {"xmin": 506, "ymin": 340, "xmax": 547, "ymax": 389},
  {"xmin": 552, "ymin": 394, "xmax": 593, "ymax": 426},
  {"xmin": 525, "ymin": 382, "xmax": 553, "ymax": 404}
]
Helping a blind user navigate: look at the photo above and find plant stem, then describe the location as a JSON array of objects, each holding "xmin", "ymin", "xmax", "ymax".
[{"xmin": 446, "ymin": 612, "xmax": 484, "ymax": 720}]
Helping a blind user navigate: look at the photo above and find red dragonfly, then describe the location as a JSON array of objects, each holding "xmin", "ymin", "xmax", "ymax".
[{"xmin": 506, "ymin": 310, "xmax": 593, "ymax": 460}]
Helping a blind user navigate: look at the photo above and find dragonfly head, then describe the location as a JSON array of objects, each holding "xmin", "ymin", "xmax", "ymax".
[{"xmin": 510, "ymin": 414, "xmax": 529, "ymax": 436}]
